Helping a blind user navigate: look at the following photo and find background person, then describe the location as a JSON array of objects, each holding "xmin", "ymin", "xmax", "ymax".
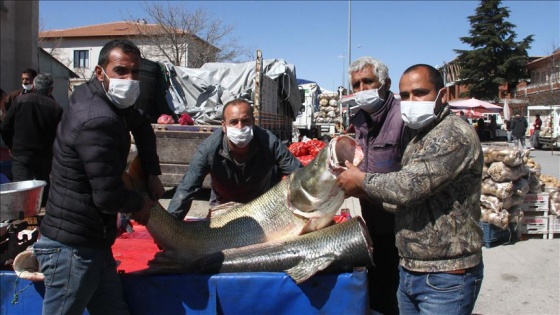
[
  {"xmin": 489, "ymin": 115, "xmax": 497, "ymax": 140},
  {"xmin": 167, "ymin": 98, "xmax": 301, "ymax": 220},
  {"xmin": 459, "ymin": 110, "xmax": 469, "ymax": 123},
  {"xmin": 510, "ymin": 112, "xmax": 528, "ymax": 148},
  {"xmin": 337, "ymin": 64, "xmax": 484, "ymax": 315},
  {"xmin": 345, "ymin": 56, "xmax": 413, "ymax": 314},
  {"xmin": 529, "ymin": 113, "xmax": 542, "ymax": 149},
  {"xmin": 33, "ymin": 39, "xmax": 164, "ymax": 315},
  {"xmin": 504, "ymin": 119, "xmax": 512, "ymax": 142},
  {"xmin": 476, "ymin": 117, "xmax": 486, "ymax": 141},
  {"xmin": 0, "ymin": 74, "xmax": 63, "ymax": 206},
  {"xmin": 0, "ymin": 68, "xmax": 37, "ymax": 122}
]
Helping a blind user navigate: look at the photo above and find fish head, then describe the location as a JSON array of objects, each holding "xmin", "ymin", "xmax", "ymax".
[{"xmin": 288, "ymin": 135, "xmax": 363, "ymax": 226}]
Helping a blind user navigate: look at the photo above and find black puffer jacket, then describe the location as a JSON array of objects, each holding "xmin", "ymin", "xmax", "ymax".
[{"xmin": 40, "ymin": 79, "xmax": 161, "ymax": 248}]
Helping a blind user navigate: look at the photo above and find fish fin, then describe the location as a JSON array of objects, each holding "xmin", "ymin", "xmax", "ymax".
[
  {"xmin": 300, "ymin": 218, "xmax": 335, "ymax": 234},
  {"xmin": 210, "ymin": 202, "xmax": 244, "ymax": 211},
  {"xmin": 147, "ymin": 253, "xmax": 192, "ymax": 272},
  {"xmin": 284, "ymin": 256, "xmax": 335, "ymax": 284},
  {"xmin": 209, "ymin": 202, "xmax": 244, "ymax": 217}
]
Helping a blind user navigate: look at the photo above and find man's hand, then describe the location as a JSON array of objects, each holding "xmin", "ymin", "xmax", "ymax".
[
  {"xmin": 147, "ymin": 174, "xmax": 164, "ymax": 201},
  {"xmin": 336, "ymin": 160, "xmax": 368, "ymax": 198},
  {"xmin": 130, "ymin": 197, "xmax": 154, "ymax": 225}
]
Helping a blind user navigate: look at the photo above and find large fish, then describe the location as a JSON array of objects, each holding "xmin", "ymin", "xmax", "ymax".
[
  {"xmin": 125, "ymin": 135, "xmax": 364, "ymax": 271},
  {"xmin": 193, "ymin": 216, "xmax": 374, "ymax": 283},
  {"xmin": 14, "ymin": 136, "xmax": 370, "ymax": 279}
]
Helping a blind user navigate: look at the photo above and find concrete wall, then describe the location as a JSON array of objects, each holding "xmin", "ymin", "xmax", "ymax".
[{"xmin": 0, "ymin": 0, "xmax": 39, "ymax": 93}]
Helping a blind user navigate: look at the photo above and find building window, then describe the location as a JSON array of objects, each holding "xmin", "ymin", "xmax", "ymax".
[{"xmin": 73, "ymin": 50, "xmax": 89, "ymax": 68}]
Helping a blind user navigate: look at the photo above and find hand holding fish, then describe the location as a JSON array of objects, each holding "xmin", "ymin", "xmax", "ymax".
[
  {"xmin": 131, "ymin": 197, "xmax": 155, "ymax": 225},
  {"xmin": 336, "ymin": 161, "xmax": 368, "ymax": 199},
  {"xmin": 147, "ymin": 174, "xmax": 164, "ymax": 201}
]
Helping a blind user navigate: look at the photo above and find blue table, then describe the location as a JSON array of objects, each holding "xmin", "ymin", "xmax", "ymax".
[{"xmin": 1, "ymin": 269, "xmax": 368, "ymax": 314}]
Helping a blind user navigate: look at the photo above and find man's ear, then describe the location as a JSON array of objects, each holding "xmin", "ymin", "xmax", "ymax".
[
  {"xmin": 94, "ymin": 65, "xmax": 105, "ymax": 82},
  {"xmin": 439, "ymin": 88, "xmax": 447, "ymax": 104},
  {"xmin": 384, "ymin": 77, "xmax": 391, "ymax": 91}
]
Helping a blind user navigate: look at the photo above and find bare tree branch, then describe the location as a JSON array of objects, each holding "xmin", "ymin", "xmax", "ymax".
[{"xmin": 126, "ymin": 1, "xmax": 250, "ymax": 67}]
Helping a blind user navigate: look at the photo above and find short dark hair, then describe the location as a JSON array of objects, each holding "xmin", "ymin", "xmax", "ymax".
[
  {"xmin": 98, "ymin": 39, "xmax": 141, "ymax": 68},
  {"xmin": 222, "ymin": 98, "xmax": 254, "ymax": 119},
  {"xmin": 22, "ymin": 68, "xmax": 38, "ymax": 78},
  {"xmin": 403, "ymin": 64, "xmax": 444, "ymax": 91}
]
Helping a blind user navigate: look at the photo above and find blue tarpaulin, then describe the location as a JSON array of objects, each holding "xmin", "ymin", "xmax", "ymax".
[{"xmin": 1, "ymin": 269, "xmax": 368, "ymax": 314}]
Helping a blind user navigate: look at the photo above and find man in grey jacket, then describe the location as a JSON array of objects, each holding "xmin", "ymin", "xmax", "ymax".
[
  {"xmin": 167, "ymin": 98, "xmax": 301, "ymax": 220},
  {"xmin": 337, "ymin": 64, "xmax": 484, "ymax": 315}
]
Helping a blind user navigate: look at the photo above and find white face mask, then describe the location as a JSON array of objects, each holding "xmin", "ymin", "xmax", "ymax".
[
  {"xmin": 22, "ymin": 84, "xmax": 33, "ymax": 91},
  {"xmin": 354, "ymin": 88, "xmax": 385, "ymax": 114},
  {"xmin": 226, "ymin": 125, "xmax": 254, "ymax": 148},
  {"xmin": 100, "ymin": 67, "xmax": 140, "ymax": 109},
  {"xmin": 400, "ymin": 91, "xmax": 441, "ymax": 130}
]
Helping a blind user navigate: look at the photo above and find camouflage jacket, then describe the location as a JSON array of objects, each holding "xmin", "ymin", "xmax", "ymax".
[{"xmin": 363, "ymin": 106, "xmax": 484, "ymax": 272}]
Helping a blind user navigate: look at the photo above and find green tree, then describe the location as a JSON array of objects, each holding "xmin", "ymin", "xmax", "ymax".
[{"xmin": 455, "ymin": 0, "xmax": 533, "ymax": 101}]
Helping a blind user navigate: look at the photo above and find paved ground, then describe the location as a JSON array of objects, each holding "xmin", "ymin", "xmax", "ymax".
[{"xmin": 160, "ymin": 141, "xmax": 560, "ymax": 314}]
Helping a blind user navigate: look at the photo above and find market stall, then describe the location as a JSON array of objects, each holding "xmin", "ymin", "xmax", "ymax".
[{"xmin": 1, "ymin": 222, "xmax": 369, "ymax": 315}]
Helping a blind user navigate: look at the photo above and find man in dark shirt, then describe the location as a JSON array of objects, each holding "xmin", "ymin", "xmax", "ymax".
[
  {"xmin": 0, "ymin": 68, "xmax": 37, "ymax": 122},
  {"xmin": 1, "ymin": 74, "xmax": 62, "ymax": 206},
  {"xmin": 530, "ymin": 114, "xmax": 542, "ymax": 149}
]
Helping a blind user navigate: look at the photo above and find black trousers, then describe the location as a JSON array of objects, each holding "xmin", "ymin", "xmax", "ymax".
[
  {"xmin": 368, "ymin": 233, "xmax": 400, "ymax": 315},
  {"xmin": 11, "ymin": 155, "xmax": 52, "ymax": 207}
]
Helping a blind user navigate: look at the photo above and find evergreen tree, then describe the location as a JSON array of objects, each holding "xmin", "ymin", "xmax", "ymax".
[{"xmin": 455, "ymin": 0, "xmax": 533, "ymax": 101}]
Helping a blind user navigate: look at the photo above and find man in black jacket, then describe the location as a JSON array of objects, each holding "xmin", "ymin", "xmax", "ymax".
[
  {"xmin": 1, "ymin": 73, "xmax": 63, "ymax": 206},
  {"xmin": 33, "ymin": 39, "xmax": 164, "ymax": 315}
]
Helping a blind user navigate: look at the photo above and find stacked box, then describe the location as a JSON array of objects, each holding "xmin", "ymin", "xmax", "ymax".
[
  {"xmin": 520, "ymin": 193, "xmax": 550, "ymax": 212},
  {"xmin": 549, "ymin": 216, "xmax": 560, "ymax": 233},
  {"xmin": 519, "ymin": 216, "xmax": 549, "ymax": 234},
  {"xmin": 479, "ymin": 222, "xmax": 515, "ymax": 248}
]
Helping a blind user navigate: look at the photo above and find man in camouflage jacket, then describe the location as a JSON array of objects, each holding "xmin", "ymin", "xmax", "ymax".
[{"xmin": 337, "ymin": 64, "xmax": 484, "ymax": 315}]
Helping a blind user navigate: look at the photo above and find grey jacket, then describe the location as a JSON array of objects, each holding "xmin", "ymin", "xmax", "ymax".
[
  {"xmin": 363, "ymin": 106, "xmax": 484, "ymax": 272},
  {"xmin": 167, "ymin": 125, "xmax": 302, "ymax": 219}
]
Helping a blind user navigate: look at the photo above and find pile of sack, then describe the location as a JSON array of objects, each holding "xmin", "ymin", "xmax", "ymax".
[
  {"xmin": 314, "ymin": 93, "xmax": 341, "ymax": 124},
  {"xmin": 479, "ymin": 147, "xmax": 540, "ymax": 229}
]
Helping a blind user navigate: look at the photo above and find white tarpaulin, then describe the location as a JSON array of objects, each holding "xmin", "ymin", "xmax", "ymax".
[{"xmin": 164, "ymin": 59, "xmax": 301, "ymax": 125}]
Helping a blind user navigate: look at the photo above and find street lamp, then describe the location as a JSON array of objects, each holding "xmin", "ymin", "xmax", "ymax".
[{"xmin": 338, "ymin": 52, "xmax": 345, "ymax": 89}]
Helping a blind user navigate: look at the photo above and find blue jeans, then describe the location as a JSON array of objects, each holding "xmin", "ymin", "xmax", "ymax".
[
  {"xmin": 397, "ymin": 263, "xmax": 483, "ymax": 315},
  {"xmin": 33, "ymin": 236, "xmax": 130, "ymax": 315}
]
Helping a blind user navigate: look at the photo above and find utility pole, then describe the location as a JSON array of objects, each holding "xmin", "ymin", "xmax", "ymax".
[{"xmin": 347, "ymin": 0, "xmax": 352, "ymax": 91}]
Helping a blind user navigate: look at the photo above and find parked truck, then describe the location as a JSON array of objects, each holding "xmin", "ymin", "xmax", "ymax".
[
  {"xmin": 526, "ymin": 105, "xmax": 560, "ymax": 149},
  {"xmin": 293, "ymin": 82, "xmax": 344, "ymax": 141},
  {"xmin": 143, "ymin": 50, "xmax": 302, "ymax": 187}
]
